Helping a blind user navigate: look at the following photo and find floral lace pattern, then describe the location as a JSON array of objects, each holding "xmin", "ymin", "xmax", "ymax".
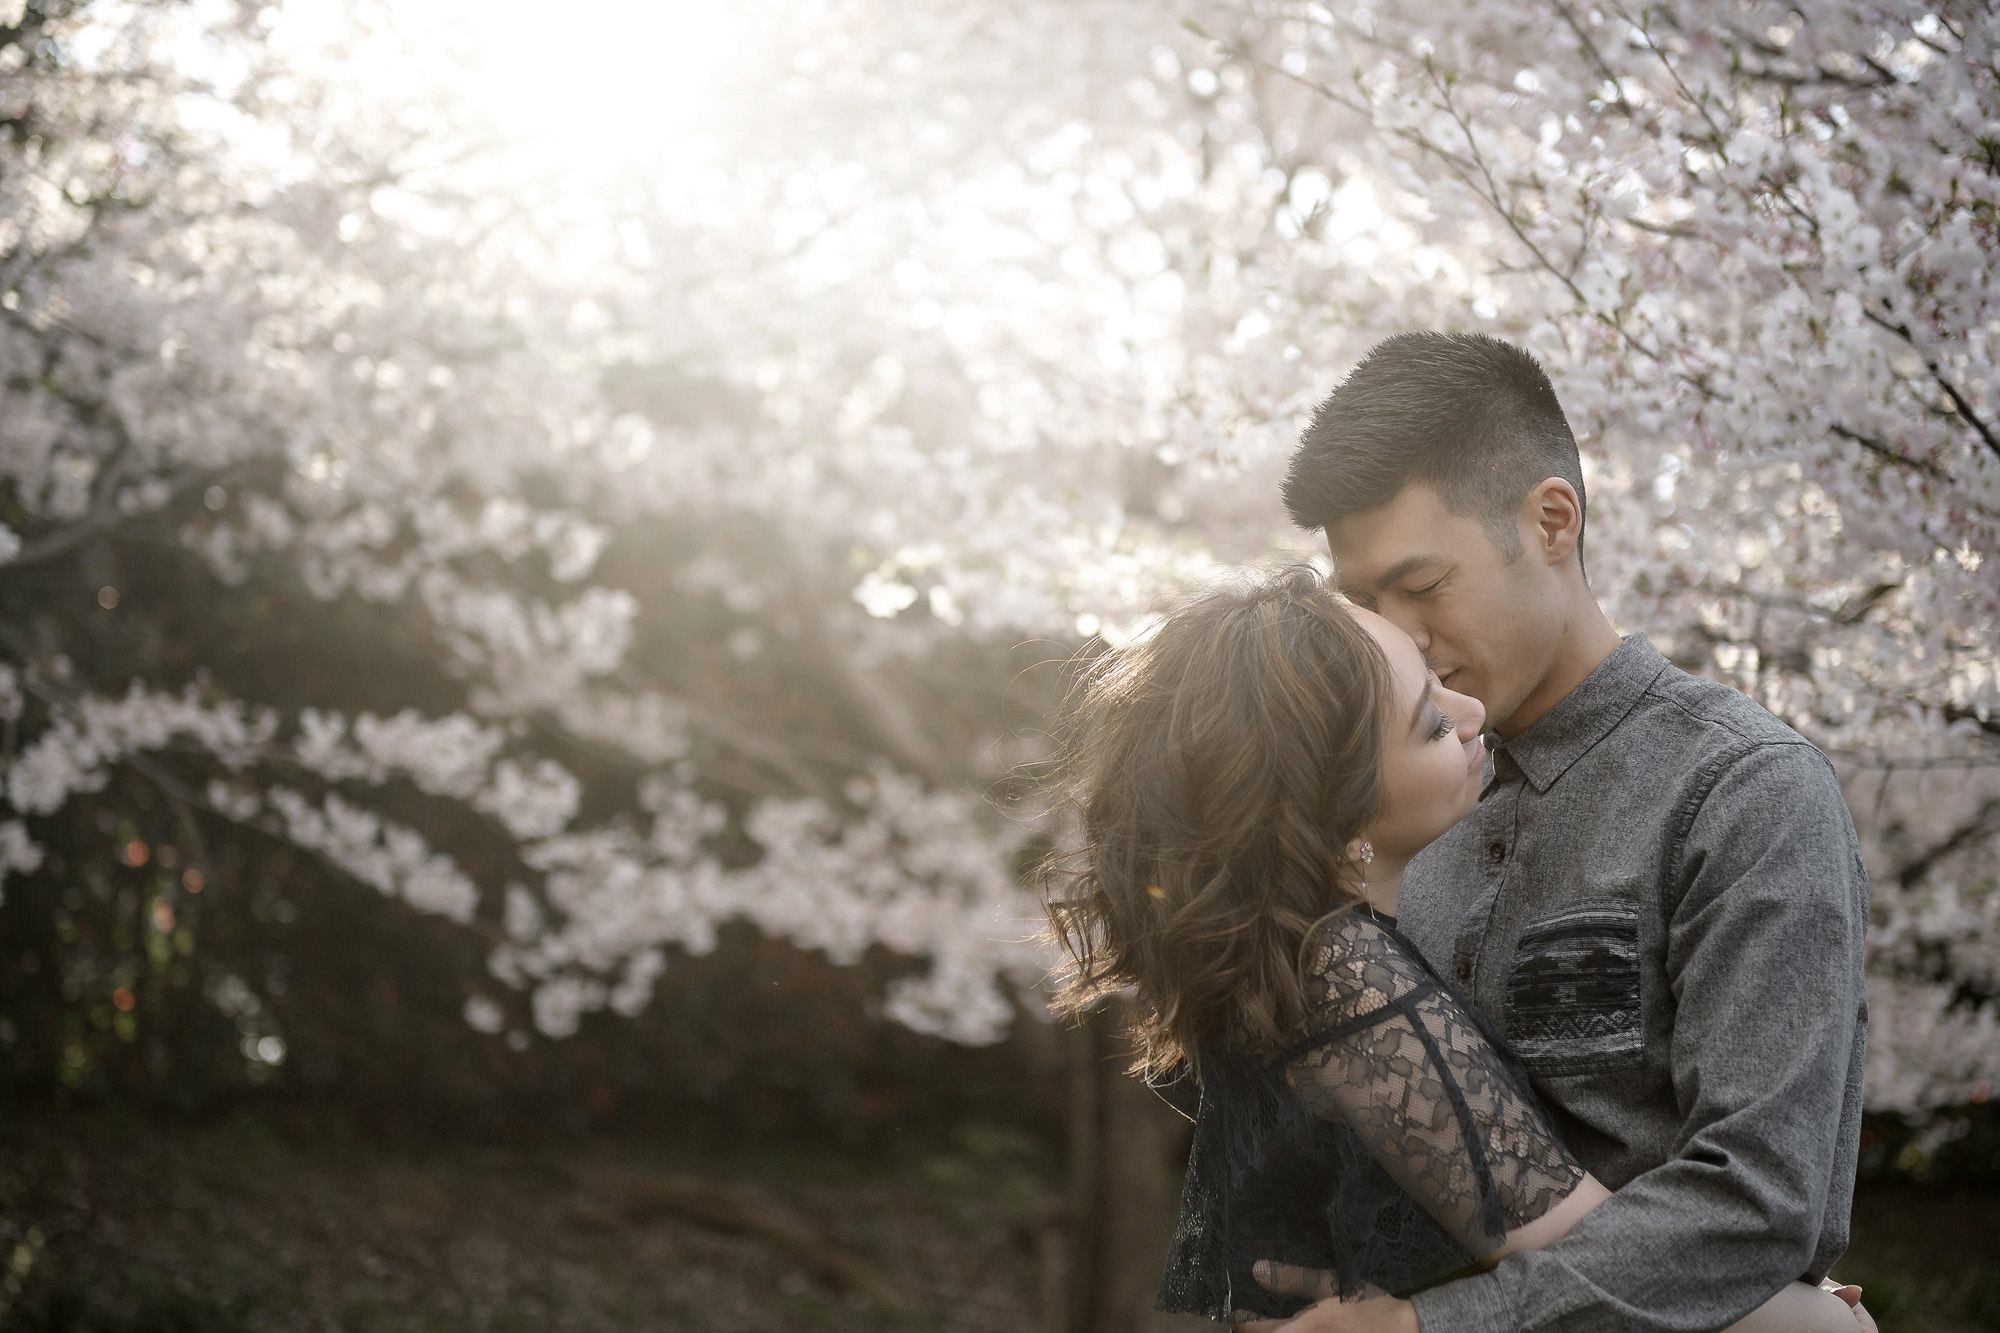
[{"xmin": 1157, "ymin": 912, "xmax": 1585, "ymax": 1322}]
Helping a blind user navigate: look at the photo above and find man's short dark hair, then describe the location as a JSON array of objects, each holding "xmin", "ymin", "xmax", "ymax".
[{"xmin": 1282, "ymin": 332, "xmax": 1585, "ymax": 563}]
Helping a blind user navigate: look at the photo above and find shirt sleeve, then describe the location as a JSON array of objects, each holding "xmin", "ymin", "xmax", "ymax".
[
  {"xmin": 1285, "ymin": 914, "xmax": 1586, "ymax": 1260},
  {"xmin": 1410, "ymin": 741, "xmax": 1871, "ymax": 1333}
]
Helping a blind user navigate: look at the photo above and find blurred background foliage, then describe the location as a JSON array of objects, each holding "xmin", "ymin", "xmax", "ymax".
[
  {"xmin": 0, "ymin": 523, "xmax": 1054, "ymax": 1147},
  {"xmin": 1, "ymin": 0, "xmax": 1997, "ymax": 1327}
]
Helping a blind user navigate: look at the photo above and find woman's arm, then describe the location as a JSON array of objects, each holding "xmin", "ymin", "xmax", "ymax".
[
  {"xmin": 1263, "ymin": 918, "xmax": 1870, "ymax": 1331},
  {"xmin": 1480, "ymin": 1170, "xmax": 1609, "ymax": 1265},
  {"xmin": 1283, "ymin": 915, "xmax": 1591, "ymax": 1261}
]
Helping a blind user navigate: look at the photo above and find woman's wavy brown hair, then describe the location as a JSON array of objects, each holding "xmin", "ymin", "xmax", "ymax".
[{"xmin": 1039, "ymin": 566, "xmax": 1391, "ymax": 1079}]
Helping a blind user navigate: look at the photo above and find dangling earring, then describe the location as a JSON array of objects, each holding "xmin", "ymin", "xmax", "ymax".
[{"xmin": 1349, "ymin": 838, "xmax": 1379, "ymax": 920}]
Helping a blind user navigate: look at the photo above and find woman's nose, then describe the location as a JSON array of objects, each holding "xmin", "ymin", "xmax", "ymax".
[{"xmin": 1456, "ymin": 691, "xmax": 1486, "ymax": 735}]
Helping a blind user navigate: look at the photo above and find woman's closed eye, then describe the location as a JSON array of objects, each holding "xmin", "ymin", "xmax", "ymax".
[{"xmin": 1429, "ymin": 712, "xmax": 1458, "ymax": 742}]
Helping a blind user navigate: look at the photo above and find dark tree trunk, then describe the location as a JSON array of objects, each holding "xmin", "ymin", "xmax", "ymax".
[{"xmin": 1057, "ymin": 1003, "xmax": 1192, "ymax": 1333}]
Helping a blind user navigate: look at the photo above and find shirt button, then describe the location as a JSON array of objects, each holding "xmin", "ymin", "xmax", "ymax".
[
  {"xmin": 1486, "ymin": 842, "xmax": 1506, "ymax": 864},
  {"xmin": 1455, "ymin": 958, "xmax": 1473, "ymax": 982}
]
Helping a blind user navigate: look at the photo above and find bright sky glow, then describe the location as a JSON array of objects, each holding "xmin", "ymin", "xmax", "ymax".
[
  {"xmin": 426, "ymin": 0, "xmax": 749, "ymax": 171},
  {"xmin": 270, "ymin": 0, "xmax": 751, "ymax": 180}
]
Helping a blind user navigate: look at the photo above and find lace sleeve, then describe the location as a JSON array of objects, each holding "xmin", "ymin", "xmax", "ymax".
[{"xmin": 1282, "ymin": 913, "xmax": 1585, "ymax": 1256}]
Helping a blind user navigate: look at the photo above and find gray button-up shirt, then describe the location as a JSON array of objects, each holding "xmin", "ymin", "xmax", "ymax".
[{"xmin": 1403, "ymin": 634, "xmax": 1869, "ymax": 1333}]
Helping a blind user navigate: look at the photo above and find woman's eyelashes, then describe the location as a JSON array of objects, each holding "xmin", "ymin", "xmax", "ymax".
[{"xmin": 1428, "ymin": 711, "xmax": 1458, "ymax": 742}]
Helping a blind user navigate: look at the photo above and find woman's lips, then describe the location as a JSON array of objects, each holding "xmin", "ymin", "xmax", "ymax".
[{"xmin": 1465, "ymin": 737, "xmax": 1487, "ymax": 775}]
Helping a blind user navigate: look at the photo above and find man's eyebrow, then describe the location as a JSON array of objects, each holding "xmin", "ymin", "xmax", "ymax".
[
  {"xmin": 1374, "ymin": 553, "xmax": 1443, "ymax": 590},
  {"xmin": 1410, "ymin": 675, "xmax": 1435, "ymax": 735}
]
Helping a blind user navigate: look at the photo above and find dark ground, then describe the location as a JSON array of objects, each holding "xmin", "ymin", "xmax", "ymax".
[
  {"xmin": 0, "ymin": 1109, "xmax": 1058, "ymax": 1332},
  {"xmin": 0, "ymin": 1110, "xmax": 1994, "ymax": 1332}
]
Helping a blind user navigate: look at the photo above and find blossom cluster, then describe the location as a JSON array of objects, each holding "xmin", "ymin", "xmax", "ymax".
[{"xmin": 0, "ymin": 0, "xmax": 1991, "ymax": 1112}]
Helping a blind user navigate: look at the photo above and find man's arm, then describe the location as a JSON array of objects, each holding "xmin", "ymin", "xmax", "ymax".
[{"xmin": 1403, "ymin": 741, "xmax": 1870, "ymax": 1333}]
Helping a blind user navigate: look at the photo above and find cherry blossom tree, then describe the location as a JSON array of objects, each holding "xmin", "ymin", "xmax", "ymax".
[
  {"xmin": 5, "ymin": 3, "xmax": 1995, "ymax": 1327},
  {"xmin": 2, "ymin": 0, "xmax": 1992, "ymax": 1151},
  {"xmin": 1184, "ymin": 0, "xmax": 2000, "ymax": 1115}
]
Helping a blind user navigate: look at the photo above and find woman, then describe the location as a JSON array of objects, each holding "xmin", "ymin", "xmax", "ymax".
[{"xmin": 1039, "ymin": 567, "xmax": 1867, "ymax": 1330}]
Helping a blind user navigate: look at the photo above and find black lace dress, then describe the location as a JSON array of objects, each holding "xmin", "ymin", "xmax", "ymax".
[{"xmin": 1157, "ymin": 911, "xmax": 1586, "ymax": 1322}]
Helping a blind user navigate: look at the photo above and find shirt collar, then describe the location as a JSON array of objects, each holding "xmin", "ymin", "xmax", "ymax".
[{"xmin": 1490, "ymin": 633, "xmax": 1669, "ymax": 793}]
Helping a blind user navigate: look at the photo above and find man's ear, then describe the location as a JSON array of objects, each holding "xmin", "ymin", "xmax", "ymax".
[{"xmin": 1521, "ymin": 478, "xmax": 1583, "ymax": 567}]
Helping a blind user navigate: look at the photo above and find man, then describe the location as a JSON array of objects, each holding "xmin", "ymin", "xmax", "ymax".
[{"xmin": 1254, "ymin": 333, "xmax": 1870, "ymax": 1332}]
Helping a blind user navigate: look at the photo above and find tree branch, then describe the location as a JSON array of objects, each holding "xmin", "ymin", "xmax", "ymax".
[
  {"xmin": 1894, "ymin": 798, "xmax": 2000, "ymax": 889},
  {"xmin": 1828, "ymin": 423, "xmax": 1953, "ymax": 480},
  {"xmin": 1863, "ymin": 309, "xmax": 2000, "ymax": 464},
  {"xmin": 6, "ymin": 461, "xmax": 238, "ymax": 569},
  {"xmin": 1606, "ymin": 2, "xmax": 1732, "ymax": 151},
  {"xmin": 1833, "ymin": 579, "xmax": 1902, "ymax": 625},
  {"xmin": 1943, "ymin": 703, "xmax": 2000, "ymax": 741}
]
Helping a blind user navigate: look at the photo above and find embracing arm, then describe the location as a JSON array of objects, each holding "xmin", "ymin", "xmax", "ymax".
[
  {"xmin": 1274, "ymin": 915, "xmax": 1607, "ymax": 1279},
  {"xmin": 1233, "ymin": 911, "xmax": 1608, "ymax": 1331},
  {"xmin": 1402, "ymin": 743, "xmax": 1870, "ymax": 1333}
]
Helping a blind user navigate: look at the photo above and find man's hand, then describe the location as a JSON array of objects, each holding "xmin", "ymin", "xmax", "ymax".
[
  {"xmin": 1252, "ymin": 1261, "xmax": 1338, "ymax": 1304},
  {"xmin": 1827, "ymin": 1285, "xmax": 1877, "ymax": 1333},
  {"xmin": 1230, "ymin": 1261, "xmax": 1418, "ymax": 1333}
]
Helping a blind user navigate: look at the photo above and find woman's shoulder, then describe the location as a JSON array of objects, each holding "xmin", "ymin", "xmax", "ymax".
[{"xmin": 1299, "ymin": 910, "xmax": 1436, "ymax": 1026}]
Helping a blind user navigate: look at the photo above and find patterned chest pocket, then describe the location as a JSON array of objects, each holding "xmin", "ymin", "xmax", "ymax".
[{"xmin": 1505, "ymin": 899, "xmax": 1643, "ymax": 1075}]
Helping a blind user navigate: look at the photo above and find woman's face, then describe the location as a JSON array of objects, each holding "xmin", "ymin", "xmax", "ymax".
[{"xmin": 1354, "ymin": 608, "xmax": 1489, "ymax": 860}]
